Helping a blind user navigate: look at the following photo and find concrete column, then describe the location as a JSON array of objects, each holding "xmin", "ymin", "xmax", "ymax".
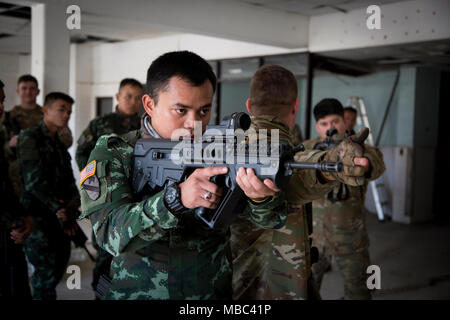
[{"xmin": 31, "ymin": 2, "xmax": 71, "ymax": 105}]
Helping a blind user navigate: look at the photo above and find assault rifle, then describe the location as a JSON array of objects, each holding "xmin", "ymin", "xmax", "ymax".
[
  {"xmin": 132, "ymin": 113, "xmax": 343, "ymax": 229},
  {"xmin": 313, "ymin": 128, "xmax": 348, "ymax": 151}
]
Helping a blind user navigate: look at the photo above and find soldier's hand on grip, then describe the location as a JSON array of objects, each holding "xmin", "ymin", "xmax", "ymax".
[
  {"xmin": 179, "ymin": 166, "xmax": 228, "ymax": 210},
  {"xmin": 322, "ymin": 127, "xmax": 370, "ymax": 186},
  {"xmin": 236, "ymin": 167, "xmax": 280, "ymax": 201}
]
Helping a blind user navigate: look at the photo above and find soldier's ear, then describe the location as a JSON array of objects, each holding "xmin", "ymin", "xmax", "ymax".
[
  {"xmin": 292, "ymin": 97, "xmax": 299, "ymax": 115},
  {"xmin": 115, "ymin": 92, "xmax": 120, "ymax": 102},
  {"xmin": 246, "ymin": 98, "xmax": 252, "ymax": 114},
  {"xmin": 142, "ymin": 94, "xmax": 155, "ymax": 117}
]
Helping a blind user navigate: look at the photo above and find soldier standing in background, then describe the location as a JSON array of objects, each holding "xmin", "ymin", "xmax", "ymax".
[
  {"xmin": 17, "ymin": 92, "xmax": 80, "ymax": 300},
  {"xmin": 3, "ymin": 75, "xmax": 73, "ymax": 199},
  {"xmin": 344, "ymin": 106, "xmax": 358, "ymax": 135},
  {"xmin": 304, "ymin": 98, "xmax": 385, "ymax": 300},
  {"xmin": 75, "ymin": 78, "xmax": 143, "ymax": 170},
  {"xmin": 75, "ymin": 78, "xmax": 143, "ymax": 293},
  {"xmin": 230, "ymin": 65, "xmax": 373, "ymax": 300},
  {"xmin": 0, "ymin": 79, "xmax": 34, "ymax": 298}
]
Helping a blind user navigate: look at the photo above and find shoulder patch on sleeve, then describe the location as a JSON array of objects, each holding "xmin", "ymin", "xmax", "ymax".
[
  {"xmin": 80, "ymin": 160, "xmax": 97, "ymax": 186},
  {"xmin": 82, "ymin": 175, "xmax": 100, "ymax": 200}
]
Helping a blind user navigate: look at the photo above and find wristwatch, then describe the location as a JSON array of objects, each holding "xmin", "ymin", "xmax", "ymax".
[{"xmin": 163, "ymin": 182, "xmax": 187, "ymax": 215}]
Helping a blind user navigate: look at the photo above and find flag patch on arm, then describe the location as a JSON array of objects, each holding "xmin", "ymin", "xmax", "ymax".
[{"xmin": 80, "ymin": 160, "xmax": 97, "ymax": 186}]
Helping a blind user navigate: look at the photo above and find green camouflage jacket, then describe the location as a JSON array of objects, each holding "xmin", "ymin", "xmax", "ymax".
[
  {"xmin": 0, "ymin": 122, "xmax": 25, "ymax": 229},
  {"xmin": 303, "ymin": 137, "xmax": 385, "ymax": 255},
  {"xmin": 4, "ymin": 105, "xmax": 73, "ymax": 198},
  {"xmin": 79, "ymin": 115, "xmax": 288, "ymax": 300},
  {"xmin": 230, "ymin": 115, "xmax": 338, "ymax": 300},
  {"xmin": 75, "ymin": 110, "xmax": 140, "ymax": 171},
  {"xmin": 17, "ymin": 121, "xmax": 80, "ymax": 226}
]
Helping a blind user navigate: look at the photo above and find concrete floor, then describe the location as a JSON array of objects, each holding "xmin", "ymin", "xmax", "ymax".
[{"xmin": 52, "ymin": 212, "xmax": 450, "ymax": 300}]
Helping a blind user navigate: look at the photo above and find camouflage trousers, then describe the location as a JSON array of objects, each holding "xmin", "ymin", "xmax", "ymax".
[
  {"xmin": 311, "ymin": 246, "xmax": 372, "ymax": 300},
  {"xmin": 24, "ymin": 226, "xmax": 71, "ymax": 300},
  {"xmin": 91, "ymin": 230, "xmax": 112, "ymax": 292}
]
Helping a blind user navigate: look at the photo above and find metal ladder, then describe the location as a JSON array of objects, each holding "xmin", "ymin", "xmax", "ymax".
[{"xmin": 347, "ymin": 96, "xmax": 391, "ymax": 222}]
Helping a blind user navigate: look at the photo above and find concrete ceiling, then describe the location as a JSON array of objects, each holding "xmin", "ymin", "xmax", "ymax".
[
  {"xmin": 0, "ymin": 0, "xmax": 448, "ymax": 68},
  {"xmin": 0, "ymin": 0, "xmax": 429, "ymax": 55},
  {"xmin": 234, "ymin": 0, "xmax": 409, "ymax": 15}
]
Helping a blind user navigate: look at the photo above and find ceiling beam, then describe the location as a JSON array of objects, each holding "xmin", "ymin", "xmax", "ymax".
[{"xmin": 7, "ymin": 0, "xmax": 309, "ymax": 48}]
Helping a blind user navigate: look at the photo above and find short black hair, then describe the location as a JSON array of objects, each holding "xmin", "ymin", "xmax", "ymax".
[
  {"xmin": 18, "ymin": 74, "xmax": 38, "ymax": 86},
  {"xmin": 344, "ymin": 106, "xmax": 357, "ymax": 115},
  {"xmin": 119, "ymin": 78, "xmax": 143, "ymax": 91},
  {"xmin": 313, "ymin": 98, "xmax": 344, "ymax": 121},
  {"xmin": 146, "ymin": 51, "xmax": 216, "ymax": 104},
  {"xmin": 44, "ymin": 92, "xmax": 74, "ymax": 107},
  {"xmin": 0, "ymin": 79, "xmax": 4, "ymax": 89}
]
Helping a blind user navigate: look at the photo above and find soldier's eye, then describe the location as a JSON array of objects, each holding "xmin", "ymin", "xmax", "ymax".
[{"xmin": 175, "ymin": 109, "xmax": 186, "ymax": 115}]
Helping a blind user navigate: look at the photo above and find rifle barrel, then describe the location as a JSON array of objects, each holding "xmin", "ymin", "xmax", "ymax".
[{"xmin": 285, "ymin": 161, "xmax": 343, "ymax": 172}]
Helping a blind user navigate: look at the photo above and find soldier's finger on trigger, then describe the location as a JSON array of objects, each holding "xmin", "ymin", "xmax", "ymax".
[{"xmin": 202, "ymin": 166, "xmax": 228, "ymax": 178}]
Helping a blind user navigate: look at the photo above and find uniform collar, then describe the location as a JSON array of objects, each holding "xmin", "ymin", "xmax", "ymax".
[
  {"xmin": 250, "ymin": 115, "xmax": 292, "ymax": 144},
  {"xmin": 140, "ymin": 114, "xmax": 160, "ymax": 139},
  {"xmin": 39, "ymin": 120, "xmax": 62, "ymax": 143},
  {"xmin": 39, "ymin": 120, "xmax": 52, "ymax": 138}
]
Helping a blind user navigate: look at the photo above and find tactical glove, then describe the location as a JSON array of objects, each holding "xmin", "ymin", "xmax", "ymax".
[{"xmin": 321, "ymin": 127, "xmax": 369, "ymax": 186}]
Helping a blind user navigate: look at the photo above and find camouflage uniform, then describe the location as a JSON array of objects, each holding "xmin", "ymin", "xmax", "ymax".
[
  {"xmin": 79, "ymin": 114, "xmax": 288, "ymax": 300},
  {"xmin": 75, "ymin": 108, "xmax": 141, "ymax": 170},
  {"xmin": 230, "ymin": 116, "xmax": 338, "ymax": 300},
  {"xmin": 75, "ymin": 108, "xmax": 140, "ymax": 292},
  {"xmin": 0, "ymin": 121, "xmax": 31, "ymax": 298},
  {"xmin": 303, "ymin": 137, "xmax": 385, "ymax": 300},
  {"xmin": 17, "ymin": 121, "xmax": 80, "ymax": 300},
  {"xmin": 291, "ymin": 123, "xmax": 303, "ymax": 147},
  {"xmin": 3, "ymin": 105, "xmax": 73, "ymax": 198}
]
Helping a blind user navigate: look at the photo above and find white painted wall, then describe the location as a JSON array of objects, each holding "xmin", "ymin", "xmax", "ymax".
[{"xmin": 0, "ymin": 53, "xmax": 31, "ymax": 110}]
